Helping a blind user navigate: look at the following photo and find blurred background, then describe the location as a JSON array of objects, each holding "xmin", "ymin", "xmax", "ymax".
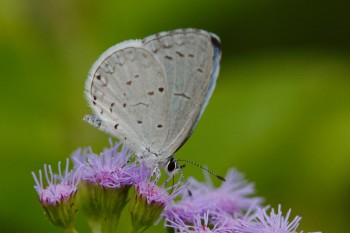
[{"xmin": 1, "ymin": 0, "xmax": 349, "ymax": 232}]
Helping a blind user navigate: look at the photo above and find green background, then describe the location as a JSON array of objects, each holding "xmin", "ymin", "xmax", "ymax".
[{"xmin": 1, "ymin": 0, "xmax": 349, "ymax": 232}]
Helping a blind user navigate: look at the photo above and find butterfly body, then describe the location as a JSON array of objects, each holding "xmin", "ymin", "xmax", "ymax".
[{"xmin": 84, "ymin": 29, "xmax": 221, "ymax": 173}]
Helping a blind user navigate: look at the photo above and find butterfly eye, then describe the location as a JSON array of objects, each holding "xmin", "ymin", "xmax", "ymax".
[{"xmin": 167, "ymin": 158, "xmax": 177, "ymax": 173}]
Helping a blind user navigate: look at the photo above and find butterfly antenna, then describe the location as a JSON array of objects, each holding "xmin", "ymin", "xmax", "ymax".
[
  {"xmin": 176, "ymin": 159, "xmax": 226, "ymax": 181},
  {"xmin": 121, "ymin": 154, "xmax": 136, "ymax": 168}
]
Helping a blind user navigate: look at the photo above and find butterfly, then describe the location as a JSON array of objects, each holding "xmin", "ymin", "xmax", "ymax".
[{"xmin": 84, "ymin": 28, "xmax": 221, "ymax": 175}]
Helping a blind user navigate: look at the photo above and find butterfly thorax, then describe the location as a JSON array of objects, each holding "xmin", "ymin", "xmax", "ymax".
[{"xmin": 138, "ymin": 149, "xmax": 180, "ymax": 176}]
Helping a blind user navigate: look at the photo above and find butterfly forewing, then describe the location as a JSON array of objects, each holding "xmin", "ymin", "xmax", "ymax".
[{"xmin": 85, "ymin": 42, "xmax": 170, "ymax": 157}]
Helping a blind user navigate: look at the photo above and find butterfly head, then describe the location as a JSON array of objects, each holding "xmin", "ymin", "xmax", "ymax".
[{"xmin": 164, "ymin": 156, "xmax": 184, "ymax": 177}]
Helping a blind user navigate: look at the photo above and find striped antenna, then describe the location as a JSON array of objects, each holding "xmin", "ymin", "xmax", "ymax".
[{"xmin": 176, "ymin": 158, "xmax": 226, "ymax": 182}]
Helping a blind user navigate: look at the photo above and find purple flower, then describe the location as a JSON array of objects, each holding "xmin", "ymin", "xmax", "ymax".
[
  {"xmin": 71, "ymin": 140, "xmax": 146, "ymax": 232},
  {"xmin": 32, "ymin": 159, "xmax": 79, "ymax": 229},
  {"xmin": 32, "ymin": 158, "xmax": 78, "ymax": 205},
  {"xmin": 166, "ymin": 210, "xmax": 233, "ymax": 233},
  {"xmin": 129, "ymin": 164, "xmax": 184, "ymax": 232},
  {"xmin": 234, "ymin": 205, "xmax": 321, "ymax": 233},
  {"xmin": 164, "ymin": 168, "xmax": 262, "ymax": 224},
  {"xmin": 71, "ymin": 140, "xmax": 137, "ymax": 188},
  {"xmin": 134, "ymin": 163, "xmax": 183, "ymax": 206}
]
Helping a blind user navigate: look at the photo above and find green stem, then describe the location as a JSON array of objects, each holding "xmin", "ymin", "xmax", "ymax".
[
  {"xmin": 128, "ymin": 225, "xmax": 149, "ymax": 233},
  {"xmin": 100, "ymin": 214, "xmax": 120, "ymax": 233},
  {"xmin": 88, "ymin": 219, "xmax": 101, "ymax": 233},
  {"xmin": 64, "ymin": 227, "xmax": 79, "ymax": 233},
  {"xmin": 88, "ymin": 214, "xmax": 120, "ymax": 233},
  {"xmin": 81, "ymin": 183, "xmax": 130, "ymax": 233}
]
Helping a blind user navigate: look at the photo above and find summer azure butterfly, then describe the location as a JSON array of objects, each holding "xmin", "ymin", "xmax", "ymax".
[{"xmin": 84, "ymin": 28, "xmax": 221, "ymax": 175}]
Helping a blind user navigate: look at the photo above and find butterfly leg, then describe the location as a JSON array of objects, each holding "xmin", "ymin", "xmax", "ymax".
[{"xmin": 151, "ymin": 167, "xmax": 161, "ymax": 183}]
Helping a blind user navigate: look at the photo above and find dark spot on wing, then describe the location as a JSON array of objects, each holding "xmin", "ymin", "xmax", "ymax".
[
  {"xmin": 176, "ymin": 51, "xmax": 184, "ymax": 57},
  {"xmin": 126, "ymin": 80, "xmax": 132, "ymax": 85},
  {"xmin": 188, "ymin": 54, "xmax": 194, "ymax": 58},
  {"xmin": 110, "ymin": 103, "xmax": 114, "ymax": 113},
  {"xmin": 197, "ymin": 68, "xmax": 203, "ymax": 73},
  {"xmin": 96, "ymin": 75, "xmax": 101, "ymax": 80},
  {"xmin": 93, "ymin": 95, "xmax": 97, "ymax": 100},
  {"xmin": 158, "ymin": 87, "xmax": 164, "ymax": 92},
  {"xmin": 137, "ymin": 120, "xmax": 142, "ymax": 124},
  {"xmin": 114, "ymin": 124, "xmax": 119, "ymax": 129},
  {"xmin": 93, "ymin": 101, "xmax": 96, "ymax": 105},
  {"xmin": 123, "ymin": 103, "xmax": 126, "ymax": 108},
  {"xmin": 164, "ymin": 55, "xmax": 173, "ymax": 60},
  {"xmin": 134, "ymin": 74, "xmax": 140, "ymax": 78},
  {"xmin": 157, "ymin": 124, "xmax": 162, "ymax": 128},
  {"xmin": 132, "ymin": 102, "xmax": 149, "ymax": 107},
  {"xmin": 147, "ymin": 91, "xmax": 154, "ymax": 96},
  {"xmin": 174, "ymin": 93, "xmax": 191, "ymax": 100}
]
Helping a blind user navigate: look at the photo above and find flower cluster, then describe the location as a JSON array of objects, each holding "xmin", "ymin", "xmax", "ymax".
[
  {"xmin": 164, "ymin": 168, "xmax": 262, "ymax": 225},
  {"xmin": 32, "ymin": 140, "xmax": 321, "ymax": 233},
  {"xmin": 32, "ymin": 140, "xmax": 183, "ymax": 233},
  {"xmin": 164, "ymin": 170, "xmax": 321, "ymax": 233}
]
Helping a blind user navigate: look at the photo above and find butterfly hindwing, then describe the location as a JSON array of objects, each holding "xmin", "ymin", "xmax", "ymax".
[{"xmin": 142, "ymin": 29, "xmax": 221, "ymax": 155}]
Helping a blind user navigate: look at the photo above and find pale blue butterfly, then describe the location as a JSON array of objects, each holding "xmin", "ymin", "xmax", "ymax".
[{"xmin": 84, "ymin": 28, "xmax": 221, "ymax": 175}]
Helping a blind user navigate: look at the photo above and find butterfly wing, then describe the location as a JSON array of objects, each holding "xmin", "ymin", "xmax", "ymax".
[
  {"xmin": 84, "ymin": 40, "xmax": 171, "ymax": 159},
  {"xmin": 84, "ymin": 29, "xmax": 221, "ymax": 165},
  {"xmin": 142, "ymin": 29, "xmax": 221, "ymax": 156}
]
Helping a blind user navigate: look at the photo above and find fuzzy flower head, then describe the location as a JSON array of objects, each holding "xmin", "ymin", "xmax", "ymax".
[
  {"xmin": 233, "ymin": 205, "xmax": 321, "ymax": 233},
  {"xmin": 129, "ymin": 163, "xmax": 184, "ymax": 233},
  {"xmin": 133, "ymin": 162, "xmax": 183, "ymax": 206},
  {"xmin": 72, "ymin": 140, "xmax": 149, "ymax": 230},
  {"xmin": 32, "ymin": 158, "xmax": 78, "ymax": 205},
  {"xmin": 166, "ymin": 210, "xmax": 233, "ymax": 233},
  {"xmin": 32, "ymin": 159, "xmax": 79, "ymax": 229},
  {"xmin": 164, "ymin": 168, "xmax": 263, "ymax": 224},
  {"xmin": 135, "ymin": 181, "xmax": 171, "ymax": 205},
  {"xmin": 72, "ymin": 140, "xmax": 138, "ymax": 188}
]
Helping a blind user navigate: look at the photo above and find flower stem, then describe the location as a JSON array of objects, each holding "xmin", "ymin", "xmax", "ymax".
[
  {"xmin": 88, "ymin": 214, "xmax": 120, "ymax": 233},
  {"xmin": 64, "ymin": 227, "xmax": 79, "ymax": 233},
  {"xmin": 80, "ymin": 183, "xmax": 131, "ymax": 233},
  {"xmin": 128, "ymin": 225, "xmax": 148, "ymax": 233},
  {"xmin": 100, "ymin": 214, "xmax": 120, "ymax": 233}
]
